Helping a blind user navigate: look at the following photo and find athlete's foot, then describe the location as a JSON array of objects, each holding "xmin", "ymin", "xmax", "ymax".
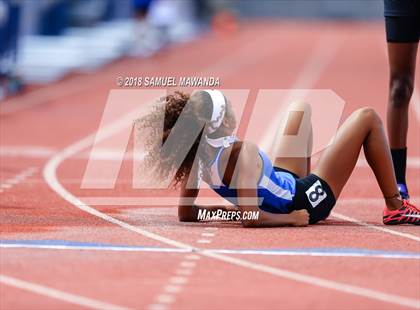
[
  {"xmin": 383, "ymin": 199, "xmax": 420, "ymax": 225},
  {"xmin": 397, "ymin": 183, "xmax": 410, "ymax": 200}
]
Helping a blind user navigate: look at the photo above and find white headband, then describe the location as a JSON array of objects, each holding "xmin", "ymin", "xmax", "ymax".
[{"xmin": 203, "ymin": 89, "xmax": 226, "ymax": 134}]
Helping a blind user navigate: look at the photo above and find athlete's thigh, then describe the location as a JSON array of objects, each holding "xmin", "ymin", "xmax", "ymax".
[
  {"xmin": 273, "ymin": 101, "xmax": 312, "ymax": 178},
  {"xmin": 312, "ymin": 110, "xmax": 370, "ymax": 199}
]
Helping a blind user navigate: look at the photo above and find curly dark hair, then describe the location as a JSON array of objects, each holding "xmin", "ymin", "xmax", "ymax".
[{"xmin": 136, "ymin": 90, "xmax": 227, "ymax": 187}]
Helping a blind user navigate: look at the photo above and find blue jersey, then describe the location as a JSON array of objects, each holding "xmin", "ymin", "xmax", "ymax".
[{"xmin": 204, "ymin": 138, "xmax": 297, "ymax": 214}]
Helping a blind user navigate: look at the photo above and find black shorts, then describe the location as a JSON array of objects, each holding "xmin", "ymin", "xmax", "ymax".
[
  {"xmin": 384, "ymin": 0, "xmax": 420, "ymax": 43},
  {"xmin": 274, "ymin": 167, "xmax": 336, "ymax": 224}
]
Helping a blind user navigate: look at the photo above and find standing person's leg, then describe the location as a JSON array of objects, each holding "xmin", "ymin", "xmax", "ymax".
[
  {"xmin": 386, "ymin": 42, "xmax": 418, "ymax": 197},
  {"xmin": 384, "ymin": 11, "xmax": 420, "ymax": 198}
]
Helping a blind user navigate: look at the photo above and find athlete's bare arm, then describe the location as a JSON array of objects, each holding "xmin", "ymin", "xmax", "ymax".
[
  {"xmin": 235, "ymin": 142, "xmax": 309, "ymax": 227},
  {"xmin": 178, "ymin": 162, "xmax": 236, "ymax": 222}
]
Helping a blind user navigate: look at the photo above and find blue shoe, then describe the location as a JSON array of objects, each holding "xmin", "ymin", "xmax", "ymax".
[{"xmin": 397, "ymin": 183, "xmax": 410, "ymax": 200}]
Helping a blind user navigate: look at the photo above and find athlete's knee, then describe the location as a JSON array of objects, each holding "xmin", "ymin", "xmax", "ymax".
[
  {"xmin": 389, "ymin": 75, "xmax": 414, "ymax": 107},
  {"xmin": 355, "ymin": 107, "xmax": 382, "ymax": 127}
]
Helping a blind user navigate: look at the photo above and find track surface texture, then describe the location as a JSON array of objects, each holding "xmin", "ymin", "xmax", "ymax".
[{"xmin": 1, "ymin": 21, "xmax": 419, "ymax": 310}]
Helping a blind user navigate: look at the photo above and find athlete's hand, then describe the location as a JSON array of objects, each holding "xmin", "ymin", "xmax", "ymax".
[
  {"xmin": 178, "ymin": 204, "xmax": 200, "ymax": 222},
  {"xmin": 291, "ymin": 209, "xmax": 309, "ymax": 227}
]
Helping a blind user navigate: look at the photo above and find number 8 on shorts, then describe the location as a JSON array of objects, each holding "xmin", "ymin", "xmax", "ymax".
[{"xmin": 305, "ymin": 180, "xmax": 327, "ymax": 208}]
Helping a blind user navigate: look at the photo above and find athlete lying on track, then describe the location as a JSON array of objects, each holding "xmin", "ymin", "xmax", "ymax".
[{"xmin": 138, "ymin": 90, "xmax": 420, "ymax": 227}]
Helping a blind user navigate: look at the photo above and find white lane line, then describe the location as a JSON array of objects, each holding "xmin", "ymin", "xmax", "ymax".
[
  {"xmin": 331, "ymin": 212, "xmax": 420, "ymax": 242},
  {"xmin": 163, "ymin": 285, "xmax": 182, "ymax": 294},
  {"xmin": 334, "ymin": 198, "xmax": 420, "ymax": 242},
  {"xmin": 149, "ymin": 246, "xmax": 201, "ymax": 310},
  {"xmin": 201, "ymin": 233, "xmax": 216, "ymax": 237},
  {"xmin": 0, "ymin": 167, "xmax": 38, "ymax": 193},
  {"xmin": 0, "ymin": 146, "xmax": 140, "ymax": 161},
  {"xmin": 168, "ymin": 277, "xmax": 188, "ymax": 285},
  {"xmin": 175, "ymin": 269, "xmax": 193, "ymax": 276},
  {"xmin": 204, "ymin": 227, "xmax": 218, "ymax": 231},
  {"xmin": 196, "ymin": 225, "xmax": 217, "ymax": 245},
  {"xmin": 0, "ymin": 274, "xmax": 128, "ymax": 310},
  {"xmin": 149, "ymin": 266, "xmax": 189, "ymax": 309},
  {"xmin": 148, "ymin": 304, "xmax": 167, "ymax": 310},
  {"xmin": 0, "ymin": 146, "xmax": 57, "ymax": 158},
  {"xmin": 156, "ymin": 295, "xmax": 175, "ymax": 304}
]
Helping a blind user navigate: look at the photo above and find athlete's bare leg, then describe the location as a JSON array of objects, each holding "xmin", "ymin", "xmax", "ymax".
[
  {"xmin": 386, "ymin": 43, "xmax": 418, "ymax": 197},
  {"xmin": 273, "ymin": 101, "xmax": 312, "ymax": 178},
  {"xmin": 313, "ymin": 107, "xmax": 401, "ymax": 210}
]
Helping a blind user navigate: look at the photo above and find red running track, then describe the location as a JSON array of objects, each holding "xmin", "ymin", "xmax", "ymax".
[{"xmin": 1, "ymin": 21, "xmax": 419, "ymax": 310}]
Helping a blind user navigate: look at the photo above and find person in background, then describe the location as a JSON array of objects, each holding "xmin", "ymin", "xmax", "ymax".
[
  {"xmin": 384, "ymin": 0, "xmax": 420, "ymax": 199},
  {"xmin": 130, "ymin": 0, "xmax": 160, "ymax": 57},
  {"xmin": 0, "ymin": 0, "xmax": 23, "ymax": 100},
  {"xmin": 133, "ymin": 0, "xmax": 153, "ymax": 19}
]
